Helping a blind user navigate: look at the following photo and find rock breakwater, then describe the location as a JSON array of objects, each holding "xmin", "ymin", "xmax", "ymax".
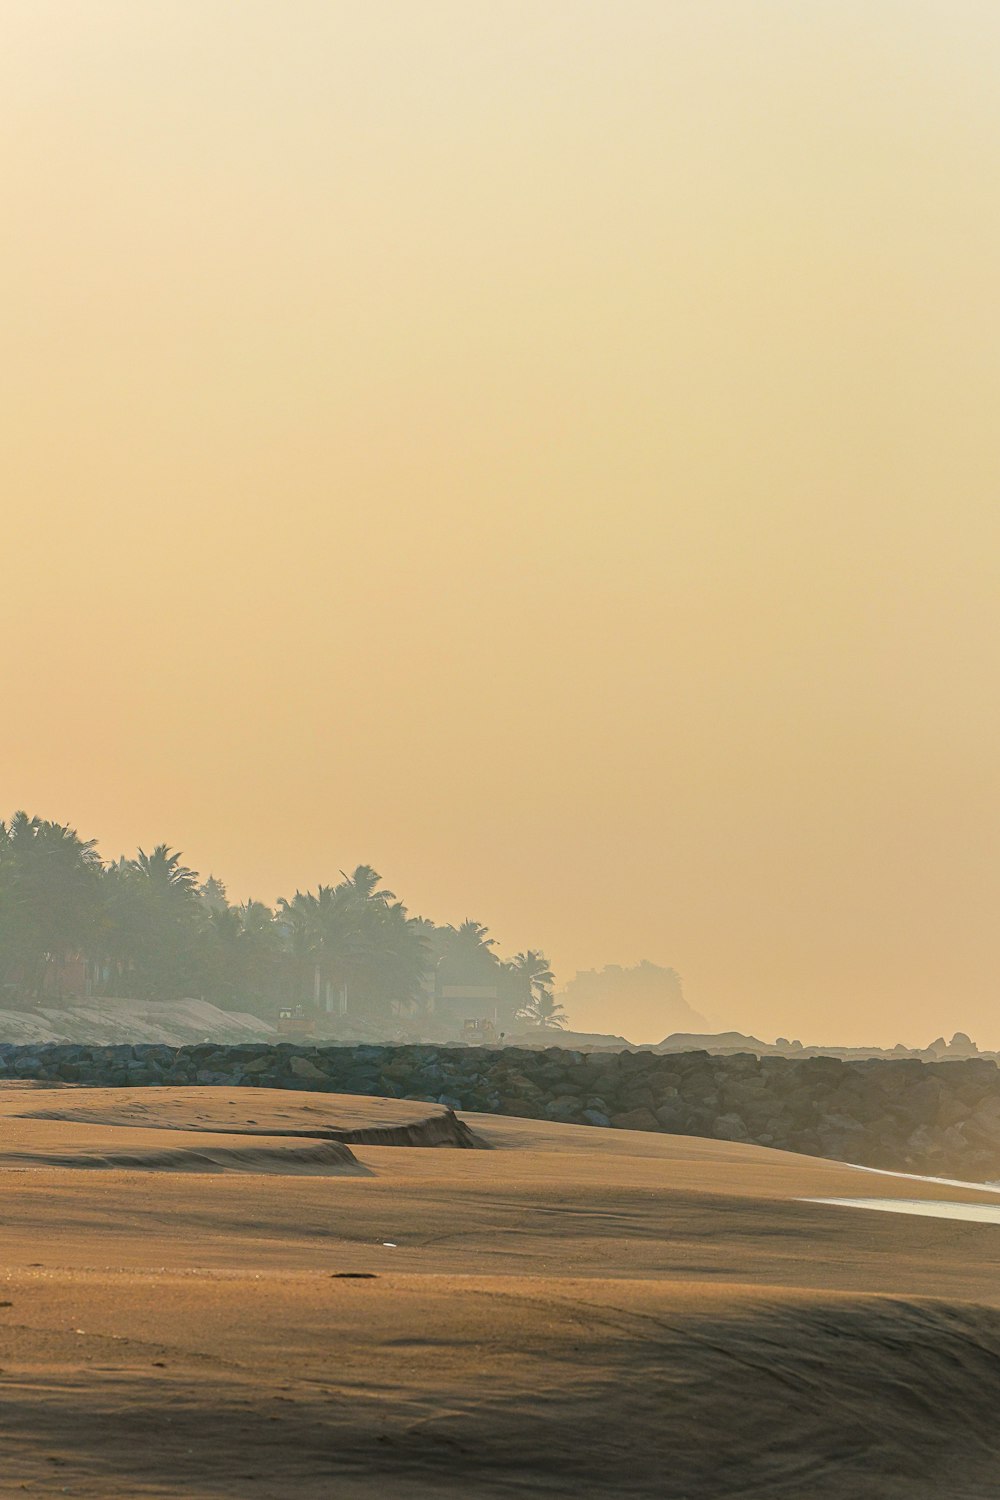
[{"xmin": 3, "ymin": 1041, "xmax": 1000, "ymax": 1181}]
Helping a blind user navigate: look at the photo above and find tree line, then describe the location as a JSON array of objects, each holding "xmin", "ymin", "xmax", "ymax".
[{"xmin": 0, "ymin": 812, "xmax": 567, "ymax": 1030}]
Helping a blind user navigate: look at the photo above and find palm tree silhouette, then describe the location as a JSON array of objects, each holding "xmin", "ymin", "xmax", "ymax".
[
  {"xmin": 134, "ymin": 845, "xmax": 198, "ymax": 897},
  {"xmin": 509, "ymin": 950, "xmax": 565, "ymax": 1029}
]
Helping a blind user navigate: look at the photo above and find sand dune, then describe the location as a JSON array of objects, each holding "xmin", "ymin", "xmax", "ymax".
[
  {"xmin": 3, "ymin": 1084, "xmax": 1000, "ymax": 1495},
  {"xmin": 0, "ymin": 996, "xmax": 274, "ymax": 1045},
  {"xmin": 14, "ymin": 1088, "xmax": 482, "ymax": 1152},
  {"xmin": 1, "ymin": 1137, "xmax": 366, "ymax": 1174}
]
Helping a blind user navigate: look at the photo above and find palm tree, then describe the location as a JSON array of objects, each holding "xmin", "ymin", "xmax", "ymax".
[
  {"xmin": 134, "ymin": 845, "xmax": 199, "ymax": 897},
  {"xmin": 105, "ymin": 845, "xmax": 202, "ymax": 1000},
  {"xmin": 0, "ymin": 812, "xmax": 103, "ymax": 998},
  {"xmin": 278, "ymin": 871, "xmax": 429, "ymax": 1021},
  {"xmin": 234, "ymin": 900, "xmax": 286, "ymax": 1012},
  {"xmin": 508, "ymin": 950, "xmax": 555, "ymax": 1001},
  {"xmin": 441, "ymin": 920, "xmax": 498, "ymax": 981},
  {"xmin": 517, "ymin": 988, "xmax": 568, "ymax": 1030},
  {"xmin": 197, "ymin": 902, "xmax": 241, "ymax": 1005},
  {"xmin": 239, "ymin": 899, "xmax": 278, "ymax": 940},
  {"xmin": 509, "ymin": 950, "xmax": 564, "ymax": 1029},
  {"xmin": 279, "ymin": 883, "xmax": 360, "ymax": 1008},
  {"xmin": 339, "ymin": 865, "xmax": 395, "ymax": 904},
  {"xmin": 452, "ymin": 919, "xmax": 495, "ymax": 952}
]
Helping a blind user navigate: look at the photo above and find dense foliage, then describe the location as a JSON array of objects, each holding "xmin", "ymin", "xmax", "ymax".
[{"xmin": 0, "ymin": 812, "xmax": 562, "ymax": 1030}]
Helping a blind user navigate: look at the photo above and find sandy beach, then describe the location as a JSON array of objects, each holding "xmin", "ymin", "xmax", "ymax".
[{"xmin": 4, "ymin": 1082, "xmax": 1000, "ymax": 1497}]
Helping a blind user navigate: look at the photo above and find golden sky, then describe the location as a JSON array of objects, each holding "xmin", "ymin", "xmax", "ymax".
[{"xmin": 4, "ymin": 2, "xmax": 1000, "ymax": 1045}]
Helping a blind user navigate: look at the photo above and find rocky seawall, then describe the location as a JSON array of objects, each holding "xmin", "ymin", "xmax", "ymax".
[{"xmin": 4, "ymin": 1041, "xmax": 1000, "ymax": 1181}]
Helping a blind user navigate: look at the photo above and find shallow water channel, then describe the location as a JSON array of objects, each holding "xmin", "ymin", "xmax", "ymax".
[{"xmin": 806, "ymin": 1197, "xmax": 1000, "ymax": 1224}]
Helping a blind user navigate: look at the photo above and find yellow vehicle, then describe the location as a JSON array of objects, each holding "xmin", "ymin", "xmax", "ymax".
[
  {"xmin": 463, "ymin": 1017, "xmax": 497, "ymax": 1043},
  {"xmin": 277, "ymin": 1005, "xmax": 316, "ymax": 1040}
]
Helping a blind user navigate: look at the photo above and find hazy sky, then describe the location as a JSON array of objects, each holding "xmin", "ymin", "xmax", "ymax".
[{"xmin": 4, "ymin": 2, "xmax": 1000, "ymax": 1046}]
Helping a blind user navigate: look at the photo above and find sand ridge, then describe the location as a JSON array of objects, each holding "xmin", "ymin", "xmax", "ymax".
[{"xmin": 7, "ymin": 1086, "xmax": 482, "ymax": 1161}]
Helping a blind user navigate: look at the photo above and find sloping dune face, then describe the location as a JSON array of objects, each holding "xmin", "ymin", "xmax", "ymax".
[
  {"xmin": 4, "ymin": 1086, "xmax": 1000, "ymax": 1496},
  {"xmin": 12, "ymin": 1086, "xmax": 483, "ymax": 1149},
  {"xmin": 3, "ymin": 1137, "xmax": 367, "ymax": 1174},
  {"xmin": 0, "ymin": 1087, "xmax": 480, "ymax": 1170},
  {"xmin": 6, "ymin": 1285, "xmax": 1000, "ymax": 1499}
]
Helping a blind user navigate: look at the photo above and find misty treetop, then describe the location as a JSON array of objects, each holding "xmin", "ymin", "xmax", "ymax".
[{"xmin": 0, "ymin": 812, "xmax": 563, "ymax": 1031}]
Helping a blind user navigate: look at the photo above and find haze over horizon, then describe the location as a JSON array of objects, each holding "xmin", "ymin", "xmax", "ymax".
[{"xmin": 4, "ymin": 2, "xmax": 1000, "ymax": 1048}]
